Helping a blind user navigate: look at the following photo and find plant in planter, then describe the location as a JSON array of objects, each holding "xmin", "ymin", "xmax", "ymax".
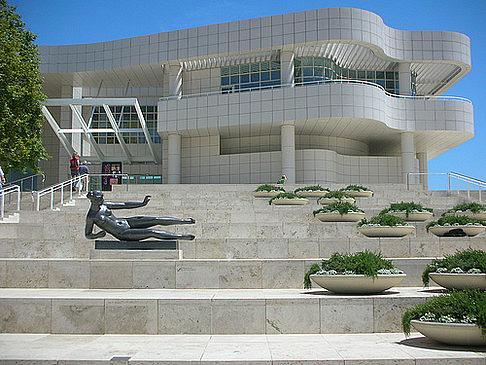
[
  {"xmin": 313, "ymin": 202, "xmax": 365, "ymax": 222},
  {"xmin": 422, "ymin": 249, "xmax": 486, "ymax": 290},
  {"xmin": 252, "ymin": 184, "xmax": 285, "ymax": 198},
  {"xmin": 340, "ymin": 184, "xmax": 374, "ymax": 198},
  {"xmin": 304, "ymin": 251, "xmax": 405, "ymax": 294},
  {"xmin": 318, "ymin": 190, "xmax": 355, "ymax": 205},
  {"xmin": 294, "ymin": 185, "xmax": 329, "ymax": 197},
  {"xmin": 445, "ymin": 203, "xmax": 486, "ymax": 221},
  {"xmin": 269, "ymin": 192, "xmax": 309, "ymax": 205},
  {"xmin": 402, "ymin": 289, "xmax": 486, "ymax": 346},
  {"xmin": 379, "ymin": 201, "xmax": 434, "ymax": 221},
  {"xmin": 426, "ymin": 216, "xmax": 486, "ymax": 237},
  {"xmin": 357, "ymin": 214, "xmax": 415, "ymax": 237}
]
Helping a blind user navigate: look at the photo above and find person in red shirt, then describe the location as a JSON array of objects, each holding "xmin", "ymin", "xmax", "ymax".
[{"xmin": 69, "ymin": 152, "xmax": 80, "ymax": 191}]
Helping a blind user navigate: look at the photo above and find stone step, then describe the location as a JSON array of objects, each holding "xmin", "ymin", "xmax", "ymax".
[
  {"xmin": 1, "ymin": 332, "xmax": 484, "ymax": 364},
  {"xmin": 0, "ymin": 287, "xmax": 437, "ymax": 335},
  {"xmin": 0, "ymin": 257, "xmax": 433, "ymax": 289}
]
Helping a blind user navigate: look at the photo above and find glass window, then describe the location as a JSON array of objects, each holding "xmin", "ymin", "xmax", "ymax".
[
  {"xmin": 251, "ymin": 73, "xmax": 260, "ymax": 82},
  {"xmin": 385, "ymin": 71, "xmax": 394, "ymax": 79},
  {"xmin": 250, "ymin": 63, "xmax": 260, "ymax": 72},
  {"xmin": 230, "ymin": 65, "xmax": 239, "ymax": 75},
  {"xmin": 302, "ymin": 57, "xmax": 313, "ymax": 66},
  {"xmin": 271, "ymin": 70, "xmax": 280, "ymax": 80},
  {"xmin": 357, "ymin": 70, "xmax": 366, "ymax": 79},
  {"xmin": 261, "ymin": 71, "xmax": 270, "ymax": 81},
  {"xmin": 240, "ymin": 74, "xmax": 250, "ymax": 83},
  {"xmin": 221, "ymin": 77, "xmax": 229, "ymax": 85},
  {"xmin": 303, "ymin": 67, "xmax": 314, "ymax": 77},
  {"xmin": 376, "ymin": 71, "xmax": 385, "ymax": 79}
]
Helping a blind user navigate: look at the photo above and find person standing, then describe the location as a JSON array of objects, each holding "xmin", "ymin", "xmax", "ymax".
[
  {"xmin": 0, "ymin": 165, "xmax": 5, "ymax": 190},
  {"xmin": 69, "ymin": 152, "xmax": 80, "ymax": 191},
  {"xmin": 78, "ymin": 161, "xmax": 89, "ymax": 192}
]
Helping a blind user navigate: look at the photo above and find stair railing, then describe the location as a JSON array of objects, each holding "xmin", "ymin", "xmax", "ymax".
[
  {"xmin": 7, "ymin": 173, "xmax": 45, "ymax": 192},
  {"xmin": 35, "ymin": 174, "xmax": 89, "ymax": 211},
  {"xmin": 0, "ymin": 185, "xmax": 21, "ymax": 218}
]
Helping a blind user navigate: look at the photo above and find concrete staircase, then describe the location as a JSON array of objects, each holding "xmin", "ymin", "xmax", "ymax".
[{"xmin": 0, "ymin": 184, "xmax": 485, "ymax": 364}]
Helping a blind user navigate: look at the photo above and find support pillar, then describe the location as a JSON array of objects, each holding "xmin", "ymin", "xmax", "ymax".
[
  {"xmin": 398, "ymin": 63, "xmax": 412, "ymax": 96},
  {"xmin": 167, "ymin": 133, "xmax": 181, "ymax": 184},
  {"xmin": 417, "ymin": 152, "xmax": 428, "ymax": 190},
  {"xmin": 281, "ymin": 124, "xmax": 296, "ymax": 184},
  {"xmin": 280, "ymin": 50, "xmax": 294, "ymax": 87},
  {"xmin": 167, "ymin": 63, "xmax": 182, "ymax": 98},
  {"xmin": 401, "ymin": 132, "xmax": 415, "ymax": 185}
]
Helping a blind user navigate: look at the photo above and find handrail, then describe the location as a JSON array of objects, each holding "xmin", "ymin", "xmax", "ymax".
[
  {"xmin": 36, "ymin": 174, "xmax": 89, "ymax": 211},
  {"xmin": 0, "ymin": 185, "xmax": 21, "ymax": 218},
  {"xmin": 6, "ymin": 173, "xmax": 45, "ymax": 192},
  {"xmin": 158, "ymin": 79, "xmax": 472, "ymax": 103}
]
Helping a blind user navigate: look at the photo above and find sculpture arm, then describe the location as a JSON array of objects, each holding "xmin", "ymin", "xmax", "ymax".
[
  {"xmin": 105, "ymin": 195, "xmax": 151, "ymax": 210},
  {"xmin": 85, "ymin": 217, "xmax": 106, "ymax": 239}
]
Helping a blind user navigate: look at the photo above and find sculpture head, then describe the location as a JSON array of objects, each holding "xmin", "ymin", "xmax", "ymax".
[{"xmin": 86, "ymin": 190, "xmax": 104, "ymax": 205}]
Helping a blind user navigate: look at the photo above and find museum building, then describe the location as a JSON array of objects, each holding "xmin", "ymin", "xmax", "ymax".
[{"xmin": 38, "ymin": 7, "xmax": 473, "ymax": 186}]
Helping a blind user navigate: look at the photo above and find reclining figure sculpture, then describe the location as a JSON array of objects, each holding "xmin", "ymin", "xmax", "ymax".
[{"xmin": 85, "ymin": 190, "xmax": 195, "ymax": 241}]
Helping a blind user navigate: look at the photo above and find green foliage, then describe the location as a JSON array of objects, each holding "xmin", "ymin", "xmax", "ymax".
[
  {"xmin": 313, "ymin": 201, "xmax": 364, "ymax": 216},
  {"xmin": 357, "ymin": 214, "xmax": 407, "ymax": 228},
  {"xmin": 254, "ymin": 184, "xmax": 285, "ymax": 193},
  {"xmin": 402, "ymin": 289, "xmax": 486, "ymax": 336},
  {"xmin": 340, "ymin": 184, "xmax": 370, "ymax": 192},
  {"xmin": 319, "ymin": 191, "xmax": 354, "ymax": 200},
  {"xmin": 446, "ymin": 203, "xmax": 486, "ymax": 214},
  {"xmin": 268, "ymin": 192, "xmax": 303, "ymax": 205},
  {"xmin": 294, "ymin": 185, "xmax": 329, "ymax": 193},
  {"xmin": 303, "ymin": 251, "xmax": 397, "ymax": 289},
  {"xmin": 380, "ymin": 201, "xmax": 433, "ymax": 217},
  {"xmin": 0, "ymin": 0, "xmax": 49, "ymax": 172},
  {"xmin": 426, "ymin": 215, "xmax": 486, "ymax": 231},
  {"xmin": 422, "ymin": 249, "xmax": 486, "ymax": 286}
]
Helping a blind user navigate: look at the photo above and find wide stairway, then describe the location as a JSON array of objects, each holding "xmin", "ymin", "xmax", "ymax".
[{"xmin": 0, "ymin": 183, "xmax": 485, "ymax": 364}]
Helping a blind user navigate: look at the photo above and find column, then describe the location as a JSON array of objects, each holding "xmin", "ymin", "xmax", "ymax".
[
  {"xmin": 417, "ymin": 152, "xmax": 428, "ymax": 190},
  {"xmin": 280, "ymin": 50, "xmax": 294, "ymax": 87},
  {"xmin": 167, "ymin": 63, "xmax": 182, "ymax": 97},
  {"xmin": 281, "ymin": 124, "xmax": 296, "ymax": 184},
  {"xmin": 401, "ymin": 132, "xmax": 415, "ymax": 185},
  {"xmin": 398, "ymin": 62, "xmax": 412, "ymax": 96},
  {"xmin": 71, "ymin": 87, "xmax": 85, "ymax": 156},
  {"xmin": 167, "ymin": 133, "xmax": 181, "ymax": 184}
]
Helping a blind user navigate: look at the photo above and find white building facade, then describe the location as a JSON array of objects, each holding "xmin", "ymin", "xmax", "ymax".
[{"xmin": 39, "ymin": 8, "xmax": 473, "ymax": 186}]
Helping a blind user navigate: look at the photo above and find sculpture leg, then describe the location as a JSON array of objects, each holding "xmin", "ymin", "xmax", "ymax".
[
  {"xmin": 117, "ymin": 228, "xmax": 195, "ymax": 241},
  {"xmin": 126, "ymin": 216, "xmax": 195, "ymax": 228}
]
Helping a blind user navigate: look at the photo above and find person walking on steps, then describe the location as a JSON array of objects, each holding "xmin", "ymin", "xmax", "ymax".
[
  {"xmin": 0, "ymin": 165, "xmax": 5, "ymax": 204},
  {"xmin": 78, "ymin": 161, "xmax": 89, "ymax": 192},
  {"xmin": 69, "ymin": 152, "xmax": 80, "ymax": 191}
]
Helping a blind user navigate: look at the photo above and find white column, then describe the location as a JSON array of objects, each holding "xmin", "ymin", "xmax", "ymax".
[
  {"xmin": 167, "ymin": 63, "xmax": 182, "ymax": 97},
  {"xmin": 417, "ymin": 152, "xmax": 428, "ymax": 190},
  {"xmin": 167, "ymin": 133, "xmax": 181, "ymax": 184},
  {"xmin": 281, "ymin": 124, "xmax": 296, "ymax": 184},
  {"xmin": 71, "ymin": 87, "xmax": 85, "ymax": 156},
  {"xmin": 401, "ymin": 132, "xmax": 415, "ymax": 185},
  {"xmin": 398, "ymin": 62, "xmax": 412, "ymax": 96},
  {"xmin": 280, "ymin": 50, "xmax": 294, "ymax": 87}
]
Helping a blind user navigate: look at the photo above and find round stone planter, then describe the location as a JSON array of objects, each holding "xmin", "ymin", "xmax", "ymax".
[
  {"xmin": 341, "ymin": 190, "xmax": 374, "ymax": 198},
  {"xmin": 271, "ymin": 198, "xmax": 309, "ymax": 205},
  {"xmin": 315, "ymin": 212, "xmax": 366, "ymax": 222},
  {"xmin": 252, "ymin": 191, "xmax": 284, "ymax": 198},
  {"xmin": 310, "ymin": 274, "xmax": 406, "ymax": 294},
  {"xmin": 295, "ymin": 190, "xmax": 329, "ymax": 198},
  {"xmin": 411, "ymin": 320, "xmax": 486, "ymax": 346},
  {"xmin": 358, "ymin": 225, "xmax": 415, "ymax": 237},
  {"xmin": 388, "ymin": 211, "xmax": 433, "ymax": 221},
  {"xmin": 318, "ymin": 197, "xmax": 356, "ymax": 205},
  {"xmin": 429, "ymin": 273, "xmax": 486, "ymax": 290},
  {"xmin": 428, "ymin": 225, "xmax": 486, "ymax": 237},
  {"xmin": 453, "ymin": 211, "xmax": 486, "ymax": 221}
]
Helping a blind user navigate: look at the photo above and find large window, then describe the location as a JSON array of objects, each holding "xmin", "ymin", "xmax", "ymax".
[
  {"xmin": 91, "ymin": 105, "xmax": 160, "ymax": 145},
  {"xmin": 221, "ymin": 61, "xmax": 281, "ymax": 93}
]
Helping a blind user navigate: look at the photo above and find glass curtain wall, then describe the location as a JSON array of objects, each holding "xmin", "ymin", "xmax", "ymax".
[{"xmin": 221, "ymin": 61, "xmax": 281, "ymax": 93}]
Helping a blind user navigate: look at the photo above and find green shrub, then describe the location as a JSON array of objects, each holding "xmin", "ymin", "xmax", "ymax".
[
  {"xmin": 268, "ymin": 192, "xmax": 304, "ymax": 205},
  {"xmin": 422, "ymin": 249, "xmax": 486, "ymax": 285},
  {"xmin": 426, "ymin": 215, "xmax": 486, "ymax": 232},
  {"xmin": 313, "ymin": 202, "xmax": 364, "ymax": 216},
  {"xmin": 446, "ymin": 203, "xmax": 486, "ymax": 214},
  {"xmin": 357, "ymin": 214, "xmax": 408, "ymax": 228},
  {"xmin": 319, "ymin": 191, "xmax": 354, "ymax": 201},
  {"xmin": 380, "ymin": 201, "xmax": 433, "ymax": 217},
  {"xmin": 254, "ymin": 184, "xmax": 285, "ymax": 193},
  {"xmin": 402, "ymin": 289, "xmax": 486, "ymax": 336},
  {"xmin": 303, "ymin": 251, "xmax": 401, "ymax": 289},
  {"xmin": 294, "ymin": 185, "xmax": 329, "ymax": 193},
  {"xmin": 340, "ymin": 184, "xmax": 370, "ymax": 192}
]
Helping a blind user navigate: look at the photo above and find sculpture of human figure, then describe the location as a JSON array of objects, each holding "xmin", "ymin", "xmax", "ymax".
[{"xmin": 85, "ymin": 190, "xmax": 195, "ymax": 241}]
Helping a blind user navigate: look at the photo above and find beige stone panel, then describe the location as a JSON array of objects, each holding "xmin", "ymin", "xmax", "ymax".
[
  {"xmin": 5, "ymin": 239, "xmax": 75, "ymax": 259},
  {"xmin": 6, "ymin": 260, "xmax": 48, "ymax": 288},
  {"xmin": 89, "ymin": 261, "xmax": 133, "ymax": 289},
  {"xmin": 157, "ymin": 299, "xmax": 211, "ymax": 334},
  {"xmin": 48, "ymin": 260, "xmax": 90, "ymax": 288},
  {"xmin": 218, "ymin": 261, "xmax": 262, "ymax": 289},
  {"xmin": 319, "ymin": 238, "xmax": 350, "ymax": 257},
  {"xmin": 178, "ymin": 239, "xmax": 196, "ymax": 259},
  {"xmin": 255, "ymin": 223, "xmax": 284, "ymax": 239},
  {"xmin": 73, "ymin": 238, "xmax": 93, "ymax": 259},
  {"xmin": 257, "ymin": 238, "xmax": 289, "ymax": 259},
  {"xmin": 379, "ymin": 237, "xmax": 410, "ymax": 257},
  {"xmin": 335, "ymin": 222, "xmax": 360, "ymax": 238},
  {"xmin": 105, "ymin": 299, "xmax": 157, "ymax": 334},
  {"xmin": 229, "ymin": 223, "xmax": 256, "ymax": 239},
  {"xmin": 201, "ymin": 223, "xmax": 230, "ymax": 239},
  {"xmin": 413, "ymin": 222, "xmax": 429, "ymax": 238},
  {"xmin": 265, "ymin": 299, "xmax": 320, "ymax": 334},
  {"xmin": 349, "ymin": 237, "xmax": 380, "ymax": 254},
  {"xmin": 261, "ymin": 260, "xmax": 304, "ymax": 289},
  {"xmin": 468, "ymin": 237, "xmax": 486, "ymax": 251},
  {"xmin": 175, "ymin": 261, "xmax": 219, "ymax": 288},
  {"xmin": 51, "ymin": 299, "xmax": 105, "ymax": 334},
  {"xmin": 194, "ymin": 239, "xmax": 226, "ymax": 259},
  {"xmin": 373, "ymin": 297, "xmax": 428, "ymax": 332},
  {"xmin": 308, "ymin": 222, "xmax": 338, "ymax": 239},
  {"xmin": 320, "ymin": 297, "xmax": 374, "ymax": 333},
  {"xmin": 132, "ymin": 261, "xmax": 176, "ymax": 289},
  {"xmin": 439, "ymin": 237, "xmax": 473, "ymax": 256},
  {"xmin": 0, "ymin": 224, "xmax": 17, "ymax": 239},
  {"xmin": 0, "ymin": 261, "xmax": 5, "ymax": 287},
  {"xmin": 230, "ymin": 210, "xmax": 256, "ymax": 223},
  {"xmin": 211, "ymin": 299, "xmax": 265, "ymax": 334},
  {"xmin": 282, "ymin": 222, "xmax": 310, "ymax": 239},
  {"xmin": 391, "ymin": 258, "xmax": 433, "ymax": 287},
  {"xmin": 0, "ymin": 299, "xmax": 51, "ymax": 333},
  {"xmin": 288, "ymin": 239, "xmax": 319, "ymax": 259},
  {"xmin": 409, "ymin": 237, "xmax": 440, "ymax": 257},
  {"xmin": 254, "ymin": 211, "xmax": 280, "ymax": 224},
  {"xmin": 224, "ymin": 239, "xmax": 258, "ymax": 259}
]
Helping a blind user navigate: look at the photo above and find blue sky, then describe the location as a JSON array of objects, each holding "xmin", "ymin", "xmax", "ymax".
[{"xmin": 11, "ymin": 0, "xmax": 486, "ymax": 188}]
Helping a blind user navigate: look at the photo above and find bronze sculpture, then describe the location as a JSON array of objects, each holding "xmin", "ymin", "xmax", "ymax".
[{"xmin": 85, "ymin": 191, "xmax": 195, "ymax": 241}]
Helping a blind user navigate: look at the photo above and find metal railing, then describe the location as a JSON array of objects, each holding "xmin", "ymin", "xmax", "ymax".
[
  {"xmin": 0, "ymin": 185, "xmax": 21, "ymax": 218},
  {"xmin": 6, "ymin": 173, "xmax": 45, "ymax": 192},
  {"xmin": 35, "ymin": 174, "xmax": 89, "ymax": 211},
  {"xmin": 407, "ymin": 172, "xmax": 485, "ymax": 202}
]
